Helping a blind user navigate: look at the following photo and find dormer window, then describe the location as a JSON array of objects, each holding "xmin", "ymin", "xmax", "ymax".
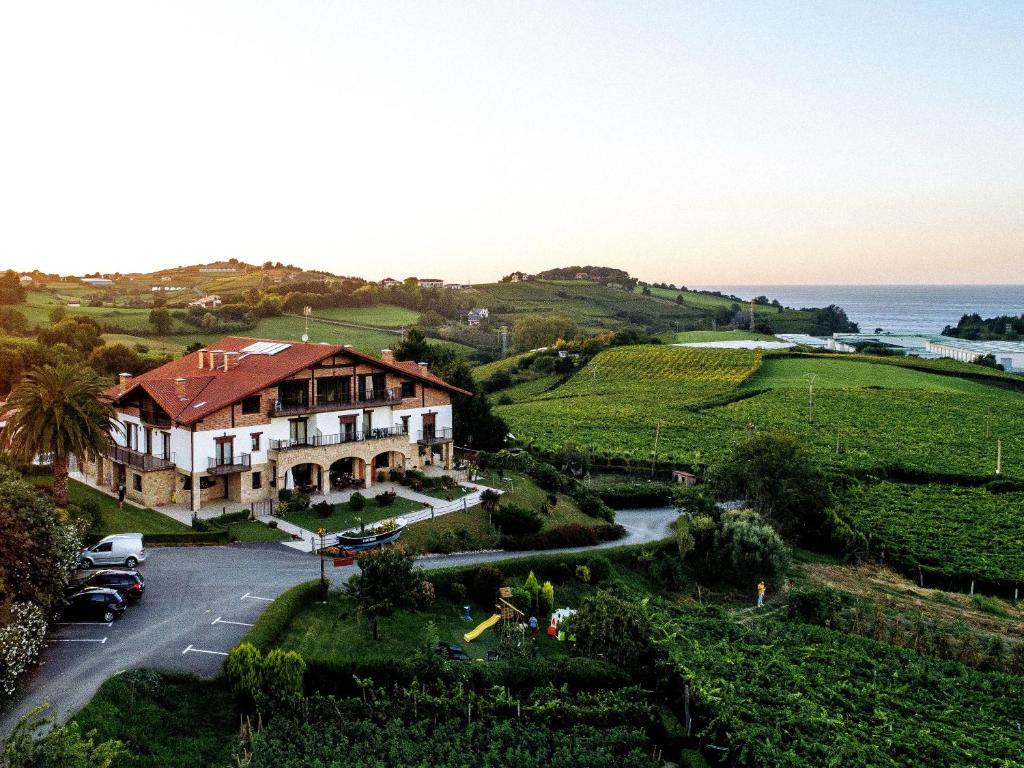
[{"xmin": 241, "ymin": 395, "xmax": 261, "ymax": 415}]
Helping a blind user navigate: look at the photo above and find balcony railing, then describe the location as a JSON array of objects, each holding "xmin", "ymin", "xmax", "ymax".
[
  {"xmin": 417, "ymin": 427, "xmax": 453, "ymax": 445},
  {"xmin": 269, "ymin": 389, "xmax": 401, "ymax": 417},
  {"xmin": 207, "ymin": 452, "xmax": 252, "ymax": 474},
  {"xmin": 139, "ymin": 410, "xmax": 172, "ymax": 428},
  {"xmin": 269, "ymin": 426, "xmax": 408, "ymax": 453},
  {"xmin": 111, "ymin": 445, "xmax": 175, "ymax": 471}
]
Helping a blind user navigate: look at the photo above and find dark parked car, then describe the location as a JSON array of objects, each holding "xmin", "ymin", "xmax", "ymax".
[
  {"xmin": 66, "ymin": 569, "xmax": 145, "ymax": 601},
  {"xmin": 54, "ymin": 588, "xmax": 127, "ymax": 623}
]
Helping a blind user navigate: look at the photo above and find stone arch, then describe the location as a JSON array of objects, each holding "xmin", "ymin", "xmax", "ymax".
[
  {"xmin": 370, "ymin": 450, "xmax": 409, "ymax": 483},
  {"xmin": 328, "ymin": 456, "xmax": 366, "ymax": 491}
]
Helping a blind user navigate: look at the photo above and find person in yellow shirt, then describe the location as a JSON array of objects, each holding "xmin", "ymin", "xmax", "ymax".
[{"xmin": 756, "ymin": 581, "xmax": 766, "ymax": 608}]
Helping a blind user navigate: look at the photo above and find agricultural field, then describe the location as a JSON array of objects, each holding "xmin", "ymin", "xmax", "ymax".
[
  {"xmin": 495, "ymin": 348, "xmax": 1024, "ymax": 478},
  {"xmin": 311, "ymin": 305, "xmax": 421, "ymax": 328},
  {"xmin": 666, "ymin": 607, "xmax": 1024, "ymax": 766},
  {"xmin": 665, "ymin": 329, "xmax": 778, "ymax": 343},
  {"xmin": 833, "ymin": 482, "xmax": 1024, "ymax": 585}
]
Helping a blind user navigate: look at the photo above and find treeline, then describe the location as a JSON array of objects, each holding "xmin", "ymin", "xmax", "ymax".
[{"xmin": 943, "ymin": 312, "xmax": 1024, "ymax": 340}]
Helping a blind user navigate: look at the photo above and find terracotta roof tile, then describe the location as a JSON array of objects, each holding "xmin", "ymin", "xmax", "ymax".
[{"xmin": 106, "ymin": 336, "xmax": 470, "ymax": 424}]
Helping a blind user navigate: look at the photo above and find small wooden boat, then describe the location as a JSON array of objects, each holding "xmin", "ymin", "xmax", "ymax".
[{"xmin": 333, "ymin": 517, "xmax": 407, "ymax": 549}]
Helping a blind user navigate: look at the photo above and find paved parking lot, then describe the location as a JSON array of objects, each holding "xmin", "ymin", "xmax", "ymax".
[{"xmin": 0, "ymin": 507, "xmax": 677, "ymax": 736}]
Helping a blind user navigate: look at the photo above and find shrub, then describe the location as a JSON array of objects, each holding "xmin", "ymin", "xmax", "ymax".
[
  {"xmin": 290, "ymin": 494, "xmax": 311, "ymax": 512},
  {"xmin": 267, "ymin": 520, "xmax": 278, "ymax": 529},
  {"xmin": 544, "ymin": 561, "xmax": 574, "ymax": 584},
  {"xmin": 472, "ymin": 565, "xmax": 504, "ymax": 605},
  {"xmin": 225, "ymin": 643, "xmax": 263, "ymax": 707},
  {"xmin": 501, "ymin": 523, "xmax": 625, "ymax": 551},
  {"xmin": 492, "ymin": 503, "xmax": 542, "ymax": 535},
  {"xmin": 598, "ymin": 482, "xmax": 673, "ymax": 509},
  {"xmin": 573, "ymin": 592, "xmax": 659, "ymax": 676},
  {"xmin": 240, "ymin": 580, "xmax": 321, "ymax": 651},
  {"xmin": 575, "ymin": 564, "xmax": 592, "ymax": 583},
  {"xmin": 510, "ymin": 586, "xmax": 532, "ymax": 613},
  {"xmin": 348, "ymin": 492, "xmax": 366, "ymax": 512},
  {"xmin": 278, "ymin": 488, "xmax": 293, "ymax": 503},
  {"xmin": 711, "ymin": 510, "xmax": 791, "ymax": 589},
  {"xmin": 260, "ymin": 648, "xmax": 305, "ymax": 705},
  {"xmin": 449, "ymin": 582, "xmax": 468, "ymax": 604},
  {"xmin": 411, "ymin": 580, "xmax": 436, "ymax": 610},
  {"xmin": 540, "ymin": 581, "xmax": 555, "ymax": 615},
  {"xmin": 524, "ymin": 570, "xmax": 541, "ymax": 611},
  {"xmin": 375, "ymin": 491, "xmax": 397, "ymax": 507},
  {"xmin": 313, "ymin": 501, "xmax": 333, "ymax": 518},
  {"xmin": 787, "ymin": 584, "xmax": 853, "ymax": 625},
  {"xmin": 0, "ymin": 603, "xmax": 46, "ymax": 698}
]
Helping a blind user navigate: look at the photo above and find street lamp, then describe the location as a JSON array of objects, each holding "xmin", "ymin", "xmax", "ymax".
[{"xmin": 316, "ymin": 527, "xmax": 327, "ymax": 601}]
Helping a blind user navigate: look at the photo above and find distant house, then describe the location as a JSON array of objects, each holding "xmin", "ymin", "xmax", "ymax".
[
  {"xmin": 466, "ymin": 312, "xmax": 484, "ymax": 327},
  {"xmin": 380, "ymin": 277, "xmax": 402, "ymax": 288},
  {"xmin": 506, "ymin": 271, "xmax": 530, "ymax": 283},
  {"xmin": 18, "ymin": 275, "xmax": 32, "ymax": 285},
  {"xmin": 445, "ymin": 283, "xmax": 466, "ymax": 290},
  {"xmin": 188, "ymin": 294, "xmax": 222, "ymax": 308},
  {"xmin": 67, "ymin": 301, "xmax": 82, "ymax": 308},
  {"xmin": 575, "ymin": 272, "xmax": 589, "ymax": 280},
  {"xmin": 80, "ymin": 277, "xmax": 113, "ymax": 286},
  {"xmin": 198, "ymin": 267, "xmax": 237, "ymax": 273},
  {"xmin": 470, "ymin": 307, "xmax": 489, "ymax": 319},
  {"xmin": 672, "ymin": 470, "xmax": 697, "ymax": 485},
  {"xmin": 418, "ymin": 278, "xmax": 444, "ymax": 289},
  {"xmin": 151, "ymin": 286, "xmax": 185, "ymax": 292}
]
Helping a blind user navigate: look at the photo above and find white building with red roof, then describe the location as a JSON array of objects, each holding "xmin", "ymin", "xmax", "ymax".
[{"xmin": 80, "ymin": 337, "xmax": 469, "ymax": 512}]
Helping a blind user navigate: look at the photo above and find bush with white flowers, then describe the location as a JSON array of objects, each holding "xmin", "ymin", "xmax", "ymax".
[{"xmin": 0, "ymin": 602, "xmax": 47, "ymax": 698}]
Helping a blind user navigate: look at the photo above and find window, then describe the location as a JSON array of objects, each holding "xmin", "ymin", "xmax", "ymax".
[
  {"xmin": 95, "ymin": 542, "xmax": 113, "ymax": 553},
  {"xmin": 317, "ymin": 376, "xmax": 350, "ymax": 405},
  {"xmin": 241, "ymin": 395, "xmax": 261, "ymax": 415},
  {"xmin": 133, "ymin": 473, "xmax": 142, "ymax": 492},
  {"xmin": 401, "ymin": 381, "xmax": 415, "ymax": 398},
  {"xmin": 251, "ymin": 432, "xmax": 262, "ymax": 452},
  {"xmin": 252, "ymin": 471, "xmax": 262, "ymax": 490},
  {"xmin": 127, "ymin": 422, "xmax": 138, "ymax": 450}
]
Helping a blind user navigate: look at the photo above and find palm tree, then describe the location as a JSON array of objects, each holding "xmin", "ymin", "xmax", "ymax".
[{"xmin": 5, "ymin": 363, "xmax": 118, "ymax": 506}]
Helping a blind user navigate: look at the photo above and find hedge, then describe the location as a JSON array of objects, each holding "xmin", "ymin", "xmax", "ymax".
[
  {"xmin": 145, "ymin": 530, "xmax": 230, "ymax": 546},
  {"xmin": 239, "ymin": 580, "xmax": 323, "ymax": 652},
  {"xmin": 596, "ymin": 482, "xmax": 673, "ymax": 509},
  {"xmin": 500, "ymin": 523, "xmax": 626, "ymax": 551}
]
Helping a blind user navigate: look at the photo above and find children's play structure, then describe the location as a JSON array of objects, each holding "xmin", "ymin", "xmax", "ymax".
[{"xmin": 463, "ymin": 587, "xmax": 526, "ymax": 643}]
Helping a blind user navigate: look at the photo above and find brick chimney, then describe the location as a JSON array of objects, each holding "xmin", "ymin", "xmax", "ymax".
[
  {"xmin": 174, "ymin": 377, "xmax": 187, "ymax": 401},
  {"xmin": 206, "ymin": 350, "xmax": 217, "ymax": 370},
  {"xmin": 197, "ymin": 349, "xmax": 207, "ymax": 369},
  {"xmin": 380, "ymin": 349, "xmax": 394, "ymax": 364},
  {"xmin": 417, "ymin": 361, "xmax": 430, "ymax": 374},
  {"xmin": 222, "ymin": 352, "xmax": 237, "ymax": 371},
  {"xmin": 118, "ymin": 372, "xmax": 132, "ymax": 393}
]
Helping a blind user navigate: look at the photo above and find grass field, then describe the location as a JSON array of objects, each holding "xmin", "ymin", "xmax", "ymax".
[
  {"xmin": 53, "ymin": 478, "xmax": 190, "ymax": 535},
  {"xmin": 278, "ymin": 592, "xmax": 568, "ymax": 663},
  {"xmin": 667, "ymin": 329, "xmax": 779, "ymax": 343},
  {"xmin": 312, "ymin": 305, "xmax": 421, "ymax": 327},
  {"xmin": 101, "ymin": 333, "xmax": 186, "ymax": 355},
  {"xmin": 401, "ymin": 471, "xmax": 597, "ymax": 553}
]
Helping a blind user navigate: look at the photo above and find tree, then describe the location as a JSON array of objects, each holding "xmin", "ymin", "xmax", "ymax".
[
  {"xmin": 88, "ymin": 343, "xmax": 154, "ymax": 378},
  {"xmin": 711, "ymin": 510, "xmax": 791, "ymax": 589},
  {"xmin": 37, "ymin": 317, "xmax": 102, "ymax": 353},
  {"xmin": 4, "ymin": 364, "xmax": 117, "ymax": 506},
  {"xmin": 511, "ymin": 314, "xmax": 578, "ymax": 351},
  {"xmin": 571, "ymin": 592, "xmax": 658, "ymax": 675},
  {"xmin": 0, "ymin": 308, "xmax": 28, "ymax": 336},
  {"xmin": 0, "ymin": 271, "xmax": 25, "ymax": 306},
  {"xmin": 148, "ymin": 307, "xmax": 172, "ymax": 334},
  {"xmin": 712, "ymin": 432, "xmax": 831, "ymax": 544},
  {"xmin": 1, "ymin": 706, "xmax": 123, "ymax": 768},
  {"xmin": 344, "ymin": 546, "xmax": 419, "ymax": 640}
]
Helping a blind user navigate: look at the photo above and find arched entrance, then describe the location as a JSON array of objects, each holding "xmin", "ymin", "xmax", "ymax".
[
  {"xmin": 328, "ymin": 457, "xmax": 365, "ymax": 491},
  {"xmin": 287, "ymin": 462, "xmax": 325, "ymax": 494},
  {"xmin": 370, "ymin": 450, "xmax": 408, "ymax": 483}
]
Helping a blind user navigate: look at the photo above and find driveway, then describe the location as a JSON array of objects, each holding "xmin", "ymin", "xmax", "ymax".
[{"xmin": 0, "ymin": 507, "xmax": 677, "ymax": 735}]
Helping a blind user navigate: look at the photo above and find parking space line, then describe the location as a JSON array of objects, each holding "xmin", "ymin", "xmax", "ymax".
[
  {"xmin": 47, "ymin": 637, "xmax": 107, "ymax": 644},
  {"xmin": 240, "ymin": 593, "xmax": 273, "ymax": 602},
  {"xmin": 56, "ymin": 621, "xmax": 113, "ymax": 627},
  {"xmin": 182, "ymin": 644, "xmax": 228, "ymax": 656},
  {"xmin": 212, "ymin": 617, "xmax": 255, "ymax": 627}
]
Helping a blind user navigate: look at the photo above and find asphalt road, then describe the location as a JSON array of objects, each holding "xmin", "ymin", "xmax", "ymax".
[{"xmin": 0, "ymin": 507, "xmax": 677, "ymax": 735}]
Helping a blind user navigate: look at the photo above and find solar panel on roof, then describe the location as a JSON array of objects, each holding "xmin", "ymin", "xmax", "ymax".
[{"xmin": 241, "ymin": 341, "xmax": 292, "ymax": 355}]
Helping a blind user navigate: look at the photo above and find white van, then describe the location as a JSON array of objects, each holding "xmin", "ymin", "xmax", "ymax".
[{"xmin": 80, "ymin": 533, "xmax": 147, "ymax": 569}]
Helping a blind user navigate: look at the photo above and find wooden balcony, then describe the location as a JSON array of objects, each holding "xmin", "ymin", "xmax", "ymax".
[{"xmin": 111, "ymin": 445, "xmax": 175, "ymax": 472}]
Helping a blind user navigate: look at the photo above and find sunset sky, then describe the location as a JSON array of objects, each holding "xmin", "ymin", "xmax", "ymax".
[{"xmin": 1, "ymin": 2, "xmax": 1021, "ymax": 284}]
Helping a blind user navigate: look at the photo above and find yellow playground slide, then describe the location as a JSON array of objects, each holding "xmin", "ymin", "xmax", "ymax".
[{"xmin": 463, "ymin": 613, "xmax": 500, "ymax": 642}]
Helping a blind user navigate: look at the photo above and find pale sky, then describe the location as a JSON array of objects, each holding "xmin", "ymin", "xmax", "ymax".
[{"xmin": 1, "ymin": 1, "xmax": 1021, "ymax": 285}]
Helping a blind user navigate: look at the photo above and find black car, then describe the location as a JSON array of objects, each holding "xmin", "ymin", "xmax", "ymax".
[
  {"xmin": 54, "ymin": 588, "xmax": 127, "ymax": 623},
  {"xmin": 66, "ymin": 569, "xmax": 145, "ymax": 601}
]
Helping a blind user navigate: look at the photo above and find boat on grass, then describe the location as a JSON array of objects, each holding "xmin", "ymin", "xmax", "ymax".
[{"xmin": 333, "ymin": 517, "xmax": 408, "ymax": 550}]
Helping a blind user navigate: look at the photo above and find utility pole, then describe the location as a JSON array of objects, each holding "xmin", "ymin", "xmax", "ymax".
[
  {"xmin": 302, "ymin": 305, "xmax": 311, "ymax": 342},
  {"xmin": 996, "ymin": 439, "xmax": 1002, "ymax": 475},
  {"xmin": 803, "ymin": 373, "xmax": 817, "ymax": 423},
  {"xmin": 749, "ymin": 299, "xmax": 755, "ymax": 331},
  {"xmin": 499, "ymin": 325, "xmax": 508, "ymax": 357}
]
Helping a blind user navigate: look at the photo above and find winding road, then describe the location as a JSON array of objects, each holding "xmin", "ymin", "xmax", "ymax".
[{"xmin": 0, "ymin": 507, "xmax": 677, "ymax": 736}]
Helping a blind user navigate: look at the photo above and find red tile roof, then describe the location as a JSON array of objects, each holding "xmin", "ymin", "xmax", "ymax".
[{"xmin": 105, "ymin": 336, "xmax": 471, "ymax": 425}]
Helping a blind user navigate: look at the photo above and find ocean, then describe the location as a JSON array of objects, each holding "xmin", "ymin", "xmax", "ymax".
[{"xmin": 691, "ymin": 285, "xmax": 1024, "ymax": 335}]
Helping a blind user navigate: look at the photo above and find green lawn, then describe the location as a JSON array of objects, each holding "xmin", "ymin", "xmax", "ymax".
[
  {"xmin": 72, "ymin": 672, "xmax": 235, "ymax": 768},
  {"xmin": 313, "ymin": 305, "xmax": 421, "ymax": 328},
  {"xmin": 101, "ymin": 333, "xmax": 186, "ymax": 356},
  {"xmin": 57, "ymin": 478, "xmax": 189, "ymax": 535},
  {"xmin": 282, "ymin": 495, "xmax": 423, "ymax": 533},
  {"xmin": 416, "ymin": 483, "xmax": 473, "ymax": 501},
  {"xmin": 227, "ymin": 519, "xmax": 292, "ymax": 542},
  {"xmin": 278, "ymin": 592, "xmax": 568, "ymax": 663}
]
